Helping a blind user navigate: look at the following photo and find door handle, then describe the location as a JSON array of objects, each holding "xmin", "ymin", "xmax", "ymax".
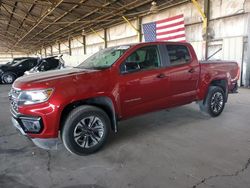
[
  {"xmin": 157, "ymin": 73, "xmax": 166, "ymax": 79},
  {"xmin": 188, "ymin": 68, "xmax": 195, "ymax": 73}
]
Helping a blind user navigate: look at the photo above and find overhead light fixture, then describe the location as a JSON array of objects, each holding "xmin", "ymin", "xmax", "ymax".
[
  {"xmin": 149, "ymin": 1, "xmax": 158, "ymax": 14},
  {"xmin": 82, "ymin": 29, "xmax": 86, "ymax": 36}
]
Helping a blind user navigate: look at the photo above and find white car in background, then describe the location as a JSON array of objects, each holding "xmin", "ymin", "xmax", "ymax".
[{"xmin": 24, "ymin": 55, "xmax": 66, "ymax": 75}]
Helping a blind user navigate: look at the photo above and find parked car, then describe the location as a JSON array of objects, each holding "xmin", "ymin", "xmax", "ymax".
[
  {"xmin": 1, "ymin": 57, "xmax": 32, "ymax": 67},
  {"xmin": 0, "ymin": 57, "xmax": 39, "ymax": 84},
  {"xmin": 24, "ymin": 55, "xmax": 65, "ymax": 75},
  {"xmin": 9, "ymin": 42, "xmax": 240, "ymax": 155}
]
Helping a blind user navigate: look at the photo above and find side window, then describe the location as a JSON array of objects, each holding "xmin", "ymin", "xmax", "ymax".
[
  {"xmin": 166, "ymin": 45, "xmax": 191, "ymax": 66},
  {"xmin": 46, "ymin": 59, "xmax": 59, "ymax": 70},
  {"xmin": 121, "ymin": 46, "xmax": 160, "ymax": 74},
  {"xmin": 29, "ymin": 59, "xmax": 37, "ymax": 69},
  {"xmin": 19, "ymin": 60, "xmax": 29, "ymax": 69}
]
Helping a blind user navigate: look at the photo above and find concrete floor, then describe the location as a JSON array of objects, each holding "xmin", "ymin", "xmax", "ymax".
[{"xmin": 0, "ymin": 84, "xmax": 250, "ymax": 188}]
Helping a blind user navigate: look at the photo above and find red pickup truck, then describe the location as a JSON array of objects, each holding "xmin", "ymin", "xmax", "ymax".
[{"xmin": 9, "ymin": 42, "xmax": 239, "ymax": 155}]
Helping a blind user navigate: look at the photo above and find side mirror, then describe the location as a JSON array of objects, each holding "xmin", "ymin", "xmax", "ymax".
[
  {"xmin": 18, "ymin": 64, "xmax": 23, "ymax": 67},
  {"xmin": 121, "ymin": 61, "xmax": 140, "ymax": 74}
]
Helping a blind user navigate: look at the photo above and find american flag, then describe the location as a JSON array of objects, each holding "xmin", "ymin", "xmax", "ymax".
[{"xmin": 143, "ymin": 14, "xmax": 186, "ymax": 42}]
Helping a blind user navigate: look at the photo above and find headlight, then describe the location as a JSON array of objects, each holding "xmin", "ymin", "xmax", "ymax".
[{"xmin": 18, "ymin": 88, "xmax": 54, "ymax": 105}]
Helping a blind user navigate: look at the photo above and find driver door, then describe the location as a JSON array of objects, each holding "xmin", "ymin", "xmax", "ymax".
[{"xmin": 119, "ymin": 45, "xmax": 169, "ymax": 118}]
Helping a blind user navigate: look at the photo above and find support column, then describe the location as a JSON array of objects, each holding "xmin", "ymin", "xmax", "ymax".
[
  {"xmin": 191, "ymin": 0, "xmax": 209, "ymax": 60},
  {"xmin": 138, "ymin": 17, "xmax": 142, "ymax": 42},
  {"xmin": 246, "ymin": 14, "xmax": 250, "ymax": 87},
  {"xmin": 104, "ymin": 28, "xmax": 107, "ymax": 48},
  {"xmin": 50, "ymin": 45, "xmax": 53, "ymax": 56},
  {"xmin": 58, "ymin": 42, "xmax": 61, "ymax": 54},
  {"xmin": 44, "ymin": 47, "xmax": 47, "ymax": 57},
  {"xmin": 122, "ymin": 16, "xmax": 140, "ymax": 42},
  {"xmin": 203, "ymin": 0, "xmax": 210, "ymax": 60},
  {"xmin": 83, "ymin": 35, "xmax": 86, "ymax": 55},
  {"xmin": 68, "ymin": 37, "xmax": 72, "ymax": 56}
]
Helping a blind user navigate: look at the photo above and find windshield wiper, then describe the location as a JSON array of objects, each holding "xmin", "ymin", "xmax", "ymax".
[
  {"xmin": 91, "ymin": 66, "xmax": 110, "ymax": 70},
  {"xmin": 76, "ymin": 66, "xmax": 109, "ymax": 70}
]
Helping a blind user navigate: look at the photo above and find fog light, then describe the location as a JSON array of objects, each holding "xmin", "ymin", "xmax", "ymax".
[{"xmin": 21, "ymin": 118, "xmax": 42, "ymax": 133}]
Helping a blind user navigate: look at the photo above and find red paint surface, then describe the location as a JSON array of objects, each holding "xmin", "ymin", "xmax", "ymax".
[{"xmin": 13, "ymin": 42, "xmax": 239, "ymax": 138}]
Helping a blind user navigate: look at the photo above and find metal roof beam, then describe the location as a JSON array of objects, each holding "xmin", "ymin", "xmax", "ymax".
[
  {"xmin": 13, "ymin": 1, "xmax": 36, "ymax": 37},
  {"xmin": 49, "ymin": 0, "xmax": 152, "ymax": 41},
  {"xmin": 28, "ymin": 0, "xmax": 88, "ymax": 40},
  {"xmin": 10, "ymin": 0, "xmax": 64, "ymax": 51}
]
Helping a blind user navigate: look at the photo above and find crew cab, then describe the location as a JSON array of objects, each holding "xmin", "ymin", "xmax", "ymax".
[
  {"xmin": 9, "ymin": 42, "xmax": 239, "ymax": 155},
  {"xmin": 0, "ymin": 57, "xmax": 39, "ymax": 84}
]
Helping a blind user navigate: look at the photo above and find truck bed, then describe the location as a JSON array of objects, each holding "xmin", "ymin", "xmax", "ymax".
[{"xmin": 199, "ymin": 60, "xmax": 239, "ymax": 92}]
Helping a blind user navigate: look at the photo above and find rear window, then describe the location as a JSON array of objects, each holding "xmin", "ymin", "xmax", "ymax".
[{"xmin": 166, "ymin": 45, "xmax": 191, "ymax": 66}]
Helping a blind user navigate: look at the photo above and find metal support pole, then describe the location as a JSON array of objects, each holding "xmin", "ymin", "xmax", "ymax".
[
  {"xmin": 58, "ymin": 42, "xmax": 61, "ymax": 54},
  {"xmin": 68, "ymin": 37, "xmax": 72, "ymax": 56},
  {"xmin": 83, "ymin": 35, "xmax": 86, "ymax": 55},
  {"xmin": 138, "ymin": 17, "xmax": 142, "ymax": 42},
  {"xmin": 104, "ymin": 28, "xmax": 107, "ymax": 48},
  {"xmin": 44, "ymin": 47, "xmax": 47, "ymax": 57},
  {"xmin": 204, "ymin": 0, "xmax": 210, "ymax": 60},
  {"xmin": 122, "ymin": 16, "xmax": 141, "ymax": 42},
  {"xmin": 246, "ymin": 14, "xmax": 250, "ymax": 87},
  {"xmin": 191, "ymin": 0, "xmax": 209, "ymax": 60},
  {"xmin": 90, "ymin": 28, "xmax": 105, "ymax": 41},
  {"xmin": 50, "ymin": 46, "xmax": 53, "ymax": 56}
]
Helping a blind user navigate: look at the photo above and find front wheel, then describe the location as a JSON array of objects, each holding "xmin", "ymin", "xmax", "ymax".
[
  {"xmin": 199, "ymin": 86, "xmax": 226, "ymax": 117},
  {"xmin": 61, "ymin": 105, "xmax": 110, "ymax": 155},
  {"xmin": 2, "ymin": 73, "xmax": 16, "ymax": 84}
]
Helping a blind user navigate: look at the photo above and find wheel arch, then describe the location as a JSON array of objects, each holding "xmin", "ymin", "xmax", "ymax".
[
  {"xmin": 2, "ymin": 71, "xmax": 17, "ymax": 77},
  {"xmin": 1, "ymin": 71, "xmax": 17, "ymax": 83},
  {"xmin": 60, "ymin": 96, "xmax": 118, "ymax": 133},
  {"xmin": 209, "ymin": 79, "xmax": 228, "ymax": 102}
]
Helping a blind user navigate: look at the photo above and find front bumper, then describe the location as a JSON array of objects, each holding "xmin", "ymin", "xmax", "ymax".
[{"xmin": 11, "ymin": 114, "xmax": 61, "ymax": 150}]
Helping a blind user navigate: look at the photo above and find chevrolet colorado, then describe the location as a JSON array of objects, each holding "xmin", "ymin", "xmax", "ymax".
[{"xmin": 9, "ymin": 42, "xmax": 240, "ymax": 155}]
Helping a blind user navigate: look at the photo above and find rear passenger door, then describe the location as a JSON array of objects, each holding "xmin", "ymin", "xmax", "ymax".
[{"xmin": 165, "ymin": 44, "xmax": 199, "ymax": 106}]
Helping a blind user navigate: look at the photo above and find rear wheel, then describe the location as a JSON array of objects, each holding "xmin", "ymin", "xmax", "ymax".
[
  {"xmin": 2, "ymin": 73, "xmax": 16, "ymax": 84},
  {"xmin": 62, "ymin": 105, "xmax": 110, "ymax": 155},
  {"xmin": 199, "ymin": 86, "xmax": 226, "ymax": 117}
]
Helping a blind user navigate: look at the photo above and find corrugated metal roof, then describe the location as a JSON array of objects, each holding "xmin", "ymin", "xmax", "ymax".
[{"xmin": 0, "ymin": 0, "xmax": 188, "ymax": 53}]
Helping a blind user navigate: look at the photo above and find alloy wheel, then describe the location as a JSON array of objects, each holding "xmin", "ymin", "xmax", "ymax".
[
  {"xmin": 73, "ymin": 116, "xmax": 104, "ymax": 148},
  {"xmin": 210, "ymin": 92, "xmax": 224, "ymax": 113}
]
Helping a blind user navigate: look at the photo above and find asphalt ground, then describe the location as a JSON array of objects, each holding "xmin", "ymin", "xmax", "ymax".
[{"xmin": 0, "ymin": 84, "xmax": 249, "ymax": 188}]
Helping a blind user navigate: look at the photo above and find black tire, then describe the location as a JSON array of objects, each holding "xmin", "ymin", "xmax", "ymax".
[
  {"xmin": 200, "ymin": 86, "xmax": 226, "ymax": 117},
  {"xmin": 62, "ymin": 105, "xmax": 110, "ymax": 155},
  {"xmin": 2, "ymin": 72, "xmax": 16, "ymax": 84}
]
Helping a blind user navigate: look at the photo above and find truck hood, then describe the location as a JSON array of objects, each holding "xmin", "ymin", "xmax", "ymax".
[{"xmin": 14, "ymin": 67, "xmax": 99, "ymax": 89}]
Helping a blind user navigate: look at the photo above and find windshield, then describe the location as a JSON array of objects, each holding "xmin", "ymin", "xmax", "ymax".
[
  {"xmin": 77, "ymin": 46, "xmax": 131, "ymax": 69},
  {"xmin": 11, "ymin": 59, "xmax": 27, "ymax": 67},
  {"xmin": 6, "ymin": 61, "xmax": 14, "ymax": 65}
]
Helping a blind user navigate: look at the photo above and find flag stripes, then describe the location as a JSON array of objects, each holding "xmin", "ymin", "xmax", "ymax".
[{"xmin": 143, "ymin": 14, "xmax": 186, "ymax": 42}]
